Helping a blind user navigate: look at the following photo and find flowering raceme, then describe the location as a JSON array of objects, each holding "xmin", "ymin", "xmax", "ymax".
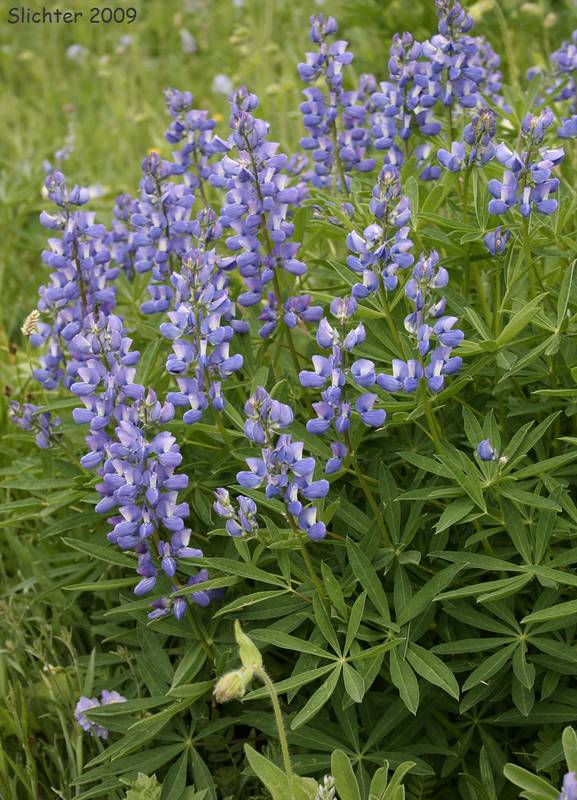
[
  {"xmin": 215, "ymin": 387, "xmax": 328, "ymax": 540},
  {"xmin": 9, "ymin": 402, "xmax": 61, "ymax": 449},
  {"xmin": 161, "ymin": 209, "xmax": 245, "ymax": 424},
  {"xmin": 298, "ymin": 14, "xmax": 375, "ymax": 190},
  {"xmin": 211, "ymin": 86, "xmax": 319, "ymax": 341},
  {"xmin": 346, "ymin": 165, "xmax": 413, "ymax": 298},
  {"xmin": 488, "ymin": 110, "xmax": 564, "ymax": 218}
]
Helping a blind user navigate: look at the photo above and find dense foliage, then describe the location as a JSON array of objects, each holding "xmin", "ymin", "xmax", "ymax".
[{"xmin": 4, "ymin": 1, "xmax": 577, "ymax": 798}]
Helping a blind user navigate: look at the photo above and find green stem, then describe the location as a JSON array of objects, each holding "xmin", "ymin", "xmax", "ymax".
[
  {"xmin": 462, "ymin": 165, "xmax": 473, "ymax": 300},
  {"xmin": 379, "ymin": 280, "xmax": 406, "ymax": 358},
  {"xmin": 184, "ymin": 606, "xmax": 216, "ymax": 664},
  {"xmin": 494, "ymin": 255, "xmax": 502, "ymax": 339},
  {"xmin": 273, "ymin": 271, "xmax": 301, "ymax": 375},
  {"xmin": 287, "ymin": 512, "xmax": 328, "ymax": 608},
  {"xmin": 330, "ymin": 120, "xmax": 349, "ymax": 195},
  {"xmin": 522, "ymin": 216, "xmax": 546, "ymax": 295},
  {"xmin": 344, "ymin": 430, "xmax": 392, "ymax": 547},
  {"xmin": 214, "ymin": 407, "xmax": 232, "ymax": 449},
  {"xmin": 420, "ymin": 384, "xmax": 442, "ymax": 453},
  {"xmin": 254, "ymin": 667, "xmax": 294, "ymax": 792}
]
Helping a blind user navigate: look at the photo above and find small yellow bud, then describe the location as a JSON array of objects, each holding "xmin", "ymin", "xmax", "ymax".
[
  {"xmin": 544, "ymin": 12, "xmax": 557, "ymax": 29},
  {"xmin": 235, "ymin": 620, "xmax": 263, "ymax": 670},
  {"xmin": 213, "ymin": 666, "xmax": 253, "ymax": 703}
]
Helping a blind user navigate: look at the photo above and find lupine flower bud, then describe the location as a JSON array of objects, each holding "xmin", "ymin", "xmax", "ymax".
[
  {"xmin": 235, "ymin": 620, "xmax": 263, "ymax": 670},
  {"xmin": 477, "ymin": 439, "xmax": 497, "ymax": 461},
  {"xmin": 315, "ymin": 775, "xmax": 337, "ymax": 800},
  {"xmin": 213, "ymin": 666, "xmax": 253, "ymax": 703}
]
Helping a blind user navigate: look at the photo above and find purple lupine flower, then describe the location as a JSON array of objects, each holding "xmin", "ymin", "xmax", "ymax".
[
  {"xmin": 236, "ymin": 388, "xmax": 328, "ymax": 540},
  {"xmin": 346, "ymin": 166, "xmax": 414, "ymax": 299},
  {"xmin": 376, "ymin": 250, "xmax": 463, "ymax": 393},
  {"xmin": 558, "ymin": 116, "xmax": 577, "ymax": 139},
  {"xmin": 560, "ymin": 772, "xmax": 577, "ymax": 800},
  {"xmin": 298, "ymin": 14, "xmax": 375, "ymax": 190},
  {"xmin": 438, "ymin": 108, "xmax": 496, "ymax": 173},
  {"xmin": 9, "ymin": 402, "xmax": 61, "ymax": 449},
  {"xmin": 210, "ymin": 87, "xmax": 314, "ymax": 334},
  {"xmin": 489, "ymin": 111, "xmax": 564, "ymax": 218},
  {"xmin": 551, "ymin": 32, "xmax": 577, "ymax": 110},
  {"xmin": 213, "ymin": 488, "xmax": 259, "ymax": 537},
  {"xmin": 137, "ymin": 93, "xmax": 228, "ymax": 316},
  {"xmin": 109, "ymin": 193, "xmax": 137, "ymax": 281},
  {"xmin": 325, "ymin": 441, "xmax": 347, "ymax": 474},
  {"xmin": 369, "ymin": 32, "xmax": 441, "ymax": 169},
  {"xmin": 484, "ymin": 226, "xmax": 510, "ymax": 255},
  {"xmin": 424, "ymin": 1, "xmax": 483, "ymax": 110},
  {"xmin": 477, "ymin": 439, "xmax": 497, "ymax": 461},
  {"xmin": 33, "ymin": 172, "xmax": 119, "ymax": 390},
  {"xmin": 161, "ymin": 214, "xmax": 244, "ymax": 425},
  {"xmin": 75, "ymin": 690, "xmax": 126, "ymax": 739}
]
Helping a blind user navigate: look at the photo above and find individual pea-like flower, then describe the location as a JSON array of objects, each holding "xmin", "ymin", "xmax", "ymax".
[
  {"xmin": 477, "ymin": 439, "xmax": 496, "ymax": 461},
  {"xmin": 558, "ymin": 116, "xmax": 577, "ymax": 139},
  {"xmin": 484, "ymin": 226, "xmax": 510, "ymax": 255},
  {"xmin": 325, "ymin": 441, "xmax": 347, "ymax": 474},
  {"xmin": 559, "ymin": 771, "xmax": 577, "ymax": 800},
  {"xmin": 74, "ymin": 690, "xmax": 126, "ymax": 739},
  {"xmin": 213, "ymin": 488, "xmax": 258, "ymax": 537}
]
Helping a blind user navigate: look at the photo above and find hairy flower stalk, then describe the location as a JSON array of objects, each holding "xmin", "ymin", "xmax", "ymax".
[{"xmin": 214, "ymin": 622, "xmax": 294, "ymax": 788}]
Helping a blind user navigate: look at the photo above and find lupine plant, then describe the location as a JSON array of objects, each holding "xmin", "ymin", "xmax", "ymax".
[{"xmin": 5, "ymin": 2, "xmax": 577, "ymax": 799}]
